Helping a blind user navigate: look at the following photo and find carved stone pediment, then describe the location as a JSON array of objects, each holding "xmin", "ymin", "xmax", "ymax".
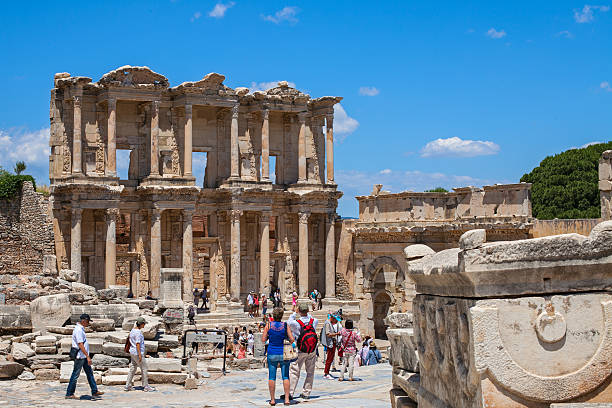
[
  {"xmin": 98, "ymin": 65, "xmax": 169, "ymax": 89},
  {"xmin": 172, "ymin": 72, "xmax": 236, "ymax": 96},
  {"xmin": 265, "ymin": 81, "xmax": 310, "ymax": 103}
]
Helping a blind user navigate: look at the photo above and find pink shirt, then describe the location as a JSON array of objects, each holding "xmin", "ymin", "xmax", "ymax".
[{"xmin": 339, "ymin": 328, "xmax": 361, "ymax": 354}]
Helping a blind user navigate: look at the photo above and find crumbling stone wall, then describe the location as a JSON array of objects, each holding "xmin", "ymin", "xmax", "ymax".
[{"xmin": 0, "ymin": 181, "xmax": 56, "ymax": 303}]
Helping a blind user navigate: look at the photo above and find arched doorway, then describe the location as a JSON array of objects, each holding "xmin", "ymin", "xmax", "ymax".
[{"xmin": 373, "ymin": 291, "xmax": 391, "ymax": 339}]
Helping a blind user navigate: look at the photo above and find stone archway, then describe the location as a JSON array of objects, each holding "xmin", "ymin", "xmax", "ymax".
[{"xmin": 373, "ymin": 291, "xmax": 392, "ymax": 339}]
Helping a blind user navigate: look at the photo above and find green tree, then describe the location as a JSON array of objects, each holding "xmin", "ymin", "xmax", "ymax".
[
  {"xmin": 14, "ymin": 161, "xmax": 26, "ymax": 175},
  {"xmin": 520, "ymin": 142, "xmax": 612, "ymax": 219},
  {"xmin": 425, "ymin": 187, "xmax": 449, "ymax": 192}
]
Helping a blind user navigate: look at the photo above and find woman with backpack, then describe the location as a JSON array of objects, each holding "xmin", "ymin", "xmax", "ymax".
[
  {"xmin": 262, "ymin": 307, "xmax": 296, "ymax": 406},
  {"xmin": 337, "ymin": 319, "xmax": 361, "ymax": 382}
]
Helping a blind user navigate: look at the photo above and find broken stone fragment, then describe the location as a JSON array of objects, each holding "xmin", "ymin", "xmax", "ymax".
[
  {"xmin": 30, "ymin": 294, "xmax": 71, "ymax": 334},
  {"xmin": 59, "ymin": 269, "xmax": 79, "ymax": 282},
  {"xmin": 459, "ymin": 229, "xmax": 486, "ymax": 250},
  {"xmin": 0, "ymin": 361, "xmax": 24, "ymax": 379},
  {"xmin": 11, "ymin": 342, "xmax": 35, "ymax": 360}
]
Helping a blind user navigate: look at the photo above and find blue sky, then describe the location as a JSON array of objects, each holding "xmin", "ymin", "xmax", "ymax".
[{"xmin": 0, "ymin": 1, "xmax": 611, "ymax": 217}]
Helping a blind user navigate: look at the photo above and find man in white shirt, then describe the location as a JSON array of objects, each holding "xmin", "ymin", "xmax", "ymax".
[
  {"xmin": 287, "ymin": 303, "xmax": 318, "ymax": 400},
  {"xmin": 247, "ymin": 292, "xmax": 254, "ymax": 317},
  {"xmin": 65, "ymin": 314, "xmax": 104, "ymax": 399},
  {"xmin": 125, "ymin": 317, "xmax": 155, "ymax": 392}
]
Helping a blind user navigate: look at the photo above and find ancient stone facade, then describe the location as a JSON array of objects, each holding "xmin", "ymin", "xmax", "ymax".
[
  {"xmin": 338, "ymin": 183, "xmax": 533, "ymax": 338},
  {"xmin": 0, "ymin": 181, "xmax": 56, "ymax": 303},
  {"xmin": 48, "ymin": 66, "xmax": 342, "ymax": 308},
  {"xmin": 390, "ymin": 224, "xmax": 612, "ymax": 407},
  {"xmin": 600, "ymin": 150, "xmax": 612, "ymax": 220}
]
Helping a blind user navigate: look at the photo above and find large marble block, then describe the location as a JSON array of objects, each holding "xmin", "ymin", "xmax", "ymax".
[{"xmin": 406, "ymin": 222, "xmax": 612, "ymax": 408}]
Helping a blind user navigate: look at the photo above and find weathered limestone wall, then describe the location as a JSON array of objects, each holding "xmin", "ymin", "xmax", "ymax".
[
  {"xmin": 0, "ymin": 181, "xmax": 56, "ymax": 303},
  {"xmin": 391, "ymin": 225, "xmax": 612, "ymax": 407},
  {"xmin": 530, "ymin": 218, "xmax": 600, "ymax": 238},
  {"xmin": 600, "ymin": 150, "xmax": 612, "ymax": 220},
  {"xmin": 357, "ymin": 183, "xmax": 531, "ymax": 224}
]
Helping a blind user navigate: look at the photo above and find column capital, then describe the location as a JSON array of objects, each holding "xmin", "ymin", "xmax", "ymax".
[
  {"xmin": 107, "ymin": 97, "xmax": 117, "ymax": 110},
  {"xmin": 185, "ymin": 103, "xmax": 193, "ymax": 117},
  {"xmin": 71, "ymin": 207, "xmax": 82, "ymax": 219},
  {"xmin": 232, "ymin": 104, "xmax": 240, "ymax": 118},
  {"xmin": 152, "ymin": 99, "xmax": 160, "ymax": 110},
  {"xmin": 151, "ymin": 208, "xmax": 162, "ymax": 221},
  {"xmin": 183, "ymin": 208, "xmax": 195, "ymax": 220},
  {"xmin": 298, "ymin": 211, "xmax": 310, "ymax": 225},
  {"xmin": 325, "ymin": 114, "xmax": 334, "ymax": 128},
  {"xmin": 326, "ymin": 212, "xmax": 336, "ymax": 223},
  {"xmin": 105, "ymin": 207, "xmax": 120, "ymax": 220},
  {"xmin": 297, "ymin": 112, "xmax": 307, "ymax": 122},
  {"xmin": 260, "ymin": 211, "xmax": 272, "ymax": 223},
  {"xmin": 262, "ymin": 108, "xmax": 270, "ymax": 120},
  {"xmin": 230, "ymin": 209, "xmax": 243, "ymax": 223}
]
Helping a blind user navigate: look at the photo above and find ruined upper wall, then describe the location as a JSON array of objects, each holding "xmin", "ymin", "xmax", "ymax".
[
  {"xmin": 356, "ymin": 183, "xmax": 532, "ymax": 224},
  {"xmin": 49, "ymin": 66, "xmax": 342, "ymax": 188},
  {"xmin": 599, "ymin": 150, "xmax": 612, "ymax": 220}
]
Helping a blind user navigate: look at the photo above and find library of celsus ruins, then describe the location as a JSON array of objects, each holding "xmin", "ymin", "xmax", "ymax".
[{"xmin": 47, "ymin": 66, "xmax": 342, "ymax": 308}]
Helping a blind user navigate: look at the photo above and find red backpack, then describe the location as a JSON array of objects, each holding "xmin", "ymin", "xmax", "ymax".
[{"xmin": 297, "ymin": 318, "xmax": 318, "ymax": 353}]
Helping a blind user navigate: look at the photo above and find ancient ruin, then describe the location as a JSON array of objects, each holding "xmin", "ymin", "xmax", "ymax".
[
  {"xmin": 336, "ymin": 183, "xmax": 533, "ymax": 337},
  {"xmin": 389, "ymin": 223, "xmax": 612, "ymax": 407},
  {"xmin": 48, "ymin": 66, "xmax": 342, "ymax": 308}
]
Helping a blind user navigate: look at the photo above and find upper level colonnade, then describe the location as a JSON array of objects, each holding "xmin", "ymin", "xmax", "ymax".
[{"xmin": 49, "ymin": 66, "xmax": 342, "ymax": 189}]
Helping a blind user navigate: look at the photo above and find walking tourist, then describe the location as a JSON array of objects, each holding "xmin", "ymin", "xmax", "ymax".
[
  {"xmin": 232, "ymin": 327, "xmax": 240, "ymax": 356},
  {"xmin": 254, "ymin": 293, "xmax": 260, "ymax": 317},
  {"xmin": 247, "ymin": 292, "xmax": 255, "ymax": 317},
  {"xmin": 193, "ymin": 288, "xmax": 200, "ymax": 308},
  {"xmin": 125, "ymin": 317, "xmax": 156, "ymax": 392},
  {"xmin": 364, "ymin": 341, "xmax": 382, "ymax": 366},
  {"xmin": 248, "ymin": 330, "xmax": 255, "ymax": 354},
  {"xmin": 201, "ymin": 286, "xmax": 208, "ymax": 309},
  {"xmin": 288, "ymin": 303, "xmax": 318, "ymax": 400},
  {"xmin": 261, "ymin": 293, "xmax": 268, "ymax": 316},
  {"xmin": 338, "ymin": 319, "xmax": 361, "ymax": 382},
  {"xmin": 65, "ymin": 314, "xmax": 104, "ymax": 400},
  {"xmin": 262, "ymin": 307, "xmax": 296, "ymax": 406},
  {"xmin": 291, "ymin": 292, "xmax": 298, "ymax": 311},
  {"xmin": 321, "ymin": 312, "xmax": 342, "ymax": 379}
]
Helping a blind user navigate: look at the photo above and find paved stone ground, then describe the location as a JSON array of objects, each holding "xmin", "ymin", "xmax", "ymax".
[{"xmin": 0, "ymin": 363, "xmax": 392, "ymax": 407}]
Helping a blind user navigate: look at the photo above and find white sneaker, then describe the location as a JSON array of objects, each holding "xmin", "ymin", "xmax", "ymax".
[
  {"xmin": 143, "ymin": 386, "xmax": 156, "ymax": 392},
  {"xmin": 323, "ymin": 374, "xmax": 333, "ymax": 380}
]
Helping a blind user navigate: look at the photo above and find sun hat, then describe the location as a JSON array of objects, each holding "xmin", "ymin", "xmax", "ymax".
[
  {"xmin": 79, "ymin": 313, "xmax": 91, "ymax": 321},
  {"xmin": 136, "ymin": 317, "xmax": 146, "ymax": 325}
]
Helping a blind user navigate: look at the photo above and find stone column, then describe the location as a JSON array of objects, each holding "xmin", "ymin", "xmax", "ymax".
[
  {"xmin": 106, "ymin": 98, "xmax": 117, "ymax": 177},
  {"xmin": 182, "ymin": 209, "xmax": 194, "ymax": 300},
  {"xmin": 326, "ymin": 114, "xmax": 334, "ymax": 183},
  {"xmin": 261, "ymin": 109, "xmax": 270, "ymax": 181},
  {"xmin": 298, "ymin": 211, "xmax": 310, "ymax": 298},
  {"xmin": 184, "ymin": 104, "xmax": 193, "ymax": 177},
  {"xmin": 70, "ymin": 207, "xmax": 82, "ymax": 275},
  {"xmin": 230, "ymin": 104, "xmax": 240, "ymax": 179},
  {"xmin": 72, "ymin": 95, "xmax": 82, "ymax": 174},
  {"xmin": 150, "ymin": 100, "xmax": 160, "ymax": 176},
  {"xmin": 150, "ymin": 208, "xmax": 162, "ymax": 297},
  {"xmin": 325, "ymin": 213, "xmax": 336, "ymax": 298},
  {"xmin": 105, "ymin": 208, "xmax": 118, "ymax": 288},
  {"xmin": 298, "ymin": 113, "xmax": 307, "ymax": 183},
  {"xmin": 259, "ymin": 212, "xmax": 271, "ymax": 296},
  {"xmin": 230, "ymin": 209, "xmax": 242, "ymax": 301}
]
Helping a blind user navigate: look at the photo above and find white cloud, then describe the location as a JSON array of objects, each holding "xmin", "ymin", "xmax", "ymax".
[
  {"xmin": 601, "ymin": 81, "xmax": 612, "ymax": 92},
  {"xmin": 581, "ymin": 141, "xmax": 603, "ymax": 148},
  {"xmin": 359, "ymin": 86, "xmax": 380, "ymax": 96},
  {"xmin": 574, "ymin": 5, "xmax": 610, "ymax": 23},
  {"xmin": 262, "ymin": 6, "xmax": 299, "ymax": 24},
  {"xmin": 249, "ymin": 80, "xmax": 296, "ymax": 92},
  {"xmin": 420, "ymin": 137, "xmax": 500, "ymax": 158},
  {"xmin": 0, "ymin": 128, "xmax": 50, "ymax": 183},
  {"xmin": 486, "ymin": 28, "xmax": 506, "ymax": 39},
  {"xmin": 208, "ymin": 2, "xmax": 235, "ymax": 18},
  {"xmin": 556, "ymin": 30, "xmax": 574, "ymax": 38},
  {"xmin": 379, "ymin": 169, "xmax": 392, "ymax": 174},
  {"xmin": 334, "ymin": 104, "xmax": 359, "ymax": 139},
  {"xmin": 190, "ymin": 11, "xmax": 202, "ymax": 22}
]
